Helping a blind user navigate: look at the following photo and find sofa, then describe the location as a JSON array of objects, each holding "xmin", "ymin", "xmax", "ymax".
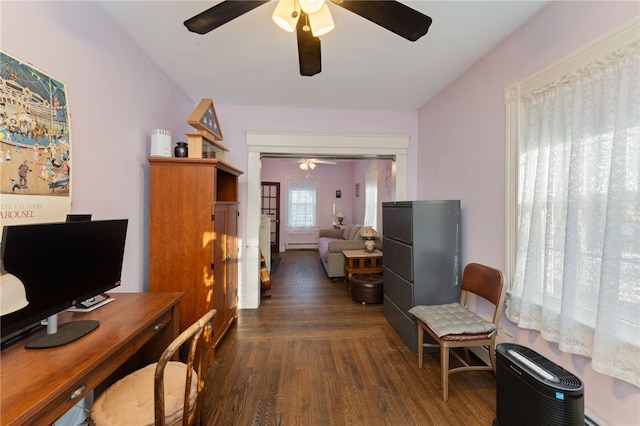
[{"xmin": 317, "ymin": 224, "xmax": 383, "ymax": 279}]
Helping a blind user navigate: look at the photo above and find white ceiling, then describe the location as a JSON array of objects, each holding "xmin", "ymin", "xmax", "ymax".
[{"xmin": 98, "ymin": 0, "xmax": 550, "ymax": 111}]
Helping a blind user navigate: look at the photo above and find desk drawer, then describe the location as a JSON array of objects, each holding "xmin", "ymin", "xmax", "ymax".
[
  {"xmin": 134, "ymin": 310, "xmax": 172, "ymax": 351},
  {"xmin": 23, "ymin": 342, "xmax": 136, "ymax": 426}
]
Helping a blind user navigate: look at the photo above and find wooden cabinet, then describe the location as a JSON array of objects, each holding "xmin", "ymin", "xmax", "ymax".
[
  {"xmin": 382, "ymin": 200, "xmax": 462, "ymax": 352},
  {"xmin": 149, "ymin": 157, "xmax": 242, "ymax": 348}
]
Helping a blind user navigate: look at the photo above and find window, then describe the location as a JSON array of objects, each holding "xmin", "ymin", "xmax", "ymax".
[
  {"xmin": 364, "ymin": 162, "xmax": 378, "ymax": 228},
  {"xmin": 505, "ymin": 21, "xmax": 639, "ymax": 386},
  {"xmin": 286, "ymin": 176, "xmax": 317, "ymax": 229}
]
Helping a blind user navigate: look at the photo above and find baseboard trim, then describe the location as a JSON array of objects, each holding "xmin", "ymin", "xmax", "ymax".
[{"xmin": 285, "ymin": 244, "xmax": 317, "ymax": 250}]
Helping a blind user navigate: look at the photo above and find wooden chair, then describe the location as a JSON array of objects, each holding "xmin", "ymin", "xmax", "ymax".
[
  {"xmin": 409, "ymin": 263, "xmax": 506, "ymax": 401},
  {"xmin": 91, "ymin": 309, "xmax": 216, "ymax": 426}
]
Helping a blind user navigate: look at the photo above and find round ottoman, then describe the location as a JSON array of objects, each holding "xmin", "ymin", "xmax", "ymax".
[{"xmin": 350, "ymin": 274, "xmax": 383, "ymax": 304}]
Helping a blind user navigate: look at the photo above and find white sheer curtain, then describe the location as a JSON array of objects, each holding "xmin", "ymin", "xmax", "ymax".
[
  {"xmin": 506, "ymin": 41, "xmax": 640, "ymax": 386},
  {"xmin": 286, "ymin": 176, "xmax": 317, "ymax": 229},
  {"xmin": 364, "ymin": 162, "xmax": 378, "ymax": 228}
]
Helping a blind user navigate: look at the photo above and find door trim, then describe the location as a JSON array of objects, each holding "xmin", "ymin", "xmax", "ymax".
[{"xmin": 243, "ymin": 132, "xmax": 409, "ymax": 309}]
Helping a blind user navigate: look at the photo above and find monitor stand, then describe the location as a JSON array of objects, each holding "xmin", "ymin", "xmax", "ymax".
[{"xmin": 25, "ymin": 314, "xmax": 99, "ymax": 349}]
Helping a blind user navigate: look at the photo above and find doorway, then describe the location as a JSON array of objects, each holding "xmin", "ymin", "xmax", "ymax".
[
  {"xmin": 260, "ymin": 181, "xmax": 280, "ymax": 253},
  {"xmin": 243, "ymin": 132, "xmax": 410, "ymax": 309}
]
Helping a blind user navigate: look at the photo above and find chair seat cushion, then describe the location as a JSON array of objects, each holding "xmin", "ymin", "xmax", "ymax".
[
  {"xmin": 92, "ymin": 361, "xmax": 197, "ymax": 426},
  {"xmin": 409, "ymin": 303, "xmax": 497, "ymax": 337},
  {"xmin": 440, "ymin": 332, "xmax": 494, "ymax": 341}
]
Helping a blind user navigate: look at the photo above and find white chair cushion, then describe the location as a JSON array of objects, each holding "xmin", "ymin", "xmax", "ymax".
[
  {"xmin": 92, "ymin": 361, "xmax": 197, "ymax": 426},
  {"xmin": 409, "ymin": 303, "xmax": 497, "ymax": 337}
]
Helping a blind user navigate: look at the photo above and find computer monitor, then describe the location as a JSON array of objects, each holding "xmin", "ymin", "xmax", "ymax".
[{"xmin": 1, "ymin": 219, "xmax": 128, "ymax": 349}]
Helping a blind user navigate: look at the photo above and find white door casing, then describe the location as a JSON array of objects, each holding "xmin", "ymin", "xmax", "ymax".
[{"xmin": 243, "ymin": 132, "xmax": 409, "ymax": 309}]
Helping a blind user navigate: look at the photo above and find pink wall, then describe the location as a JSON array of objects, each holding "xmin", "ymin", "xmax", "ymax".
[
  {"xmin": 417, "ymin": 2, "xmax": 639, "ymax": 423},
  {"xmin": 212, "ymin": 103, "xmax": 418, "ymax": 187},
  {"xmin": 2, "ymin": 3, "xmax": 418, "ymax": 296},
  {"xmin": 5, "ymin": 1, "xmax": 637, "ymax": 422},
  {"xmin": 1, "ymin": 2, "xmax": 195, "ymax": 292}
]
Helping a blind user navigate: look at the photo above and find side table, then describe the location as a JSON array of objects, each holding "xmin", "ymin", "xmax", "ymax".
[{"xmin": 342, "ymin": 249, "xmax": 383, "ymax": 283}]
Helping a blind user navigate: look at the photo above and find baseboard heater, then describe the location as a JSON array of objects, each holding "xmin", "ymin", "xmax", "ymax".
[
  {"xmin": 286, "ymin": 226, "xmax": 319, "ymax": 250},
  {"xmin": 494, "ymin": 343, "xmax": 584, "ymax": 426}
]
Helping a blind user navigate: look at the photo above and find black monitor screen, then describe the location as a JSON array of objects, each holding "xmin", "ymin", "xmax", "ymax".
[{"xmin": 1, "ymin": 219, "xmax": 128, "ymax": 343}]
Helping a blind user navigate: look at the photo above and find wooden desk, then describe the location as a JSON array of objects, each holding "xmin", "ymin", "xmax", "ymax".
[
  {"xmin": 342, "ymin": 249, "xmax": 383, "ymax": 282},
  {"xmin": 0, "ymin": 292, "xmax": 183, "ymax": 426}
]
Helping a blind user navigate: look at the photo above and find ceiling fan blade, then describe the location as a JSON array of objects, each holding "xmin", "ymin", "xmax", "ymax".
[
  {"xmin": 330, "ymin": 0, "xmax": 432, "ymax": 42},
  {"xmin": 184, "ymin": 0, "xmax": 270, "ymax": 34},
  {"xmin": 296, "ymin": 12, "xmax": 322, "ymax": 76}
]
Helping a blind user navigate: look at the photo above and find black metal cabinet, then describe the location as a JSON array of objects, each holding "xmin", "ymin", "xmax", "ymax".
[{"xmin": 382, "ymin": 200, "xmax": 462, "ymax": 352}]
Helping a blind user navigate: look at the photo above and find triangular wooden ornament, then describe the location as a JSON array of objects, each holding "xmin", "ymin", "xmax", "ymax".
[{"xmin": 187, "ymin": 98, "xmax": 223, "ymax": 141}]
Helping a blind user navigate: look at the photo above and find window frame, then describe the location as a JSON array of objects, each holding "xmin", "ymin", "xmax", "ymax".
[{"xmin": 285, "ymin": 175, "xmax": 318, "ymax": 229}]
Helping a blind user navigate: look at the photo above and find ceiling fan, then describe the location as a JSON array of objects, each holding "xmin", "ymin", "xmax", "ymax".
[
  {"xmin": 183, "ymin": 0, "xmax": 433, "ymax": 76},
  {"xmin": 298, "ymin": 158, "xmax": 337, "ymax": 170}
]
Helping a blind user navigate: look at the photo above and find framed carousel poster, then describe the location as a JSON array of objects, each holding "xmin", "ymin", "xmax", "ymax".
[{"xmin": 0, "ymin": 50, "xmax": 72, "ymax": 228}]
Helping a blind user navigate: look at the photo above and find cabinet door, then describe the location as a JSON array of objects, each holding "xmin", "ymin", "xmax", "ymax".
[
  {"xmin": 212, "ymin": 203, "xmax": 228, "ymax": 341},
  {"xmin": 225, "ymin": 204, "xmax": 239, "ymax": 325},
  {"xmin": 211, "ymin": 202, "xmax": 239, "ymax": 347}
]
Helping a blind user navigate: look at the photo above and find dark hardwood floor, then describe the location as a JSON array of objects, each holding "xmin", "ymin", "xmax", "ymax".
[{"xmin": 203, "ymin": 250, "xmax": 496, "ymax": 425}]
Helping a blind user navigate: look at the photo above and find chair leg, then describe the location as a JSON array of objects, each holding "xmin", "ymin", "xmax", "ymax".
[
  {"xmin": 489, "ymin": 343, "xmax": 497, "ymax": 374},
  {"xmin": 441, "ymin": 345, "xmax": 449, "ymax": 401},
  {"xmin": 417, "ymin": 322, "xmax": 424, "ymax": 368}
]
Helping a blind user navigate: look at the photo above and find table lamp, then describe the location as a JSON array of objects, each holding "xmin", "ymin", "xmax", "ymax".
[{"xmin": 361, "ymin": 226, "xmax": 377, "ymax": 252}]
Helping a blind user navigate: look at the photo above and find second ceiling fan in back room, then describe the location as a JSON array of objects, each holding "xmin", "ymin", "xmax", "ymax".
[
  {"xmin": 183, "ymin": 0, "xmax": 433, "ymax": 76},
  {"xmin": 298, "ymin": 158, "xmax": 337, "ymax": 170}
]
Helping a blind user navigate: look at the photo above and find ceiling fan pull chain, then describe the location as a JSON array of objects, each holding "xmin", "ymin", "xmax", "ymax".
[
  {"xmin": 292, "ymin": 0, "xmax": 299, "ymax": 19},
  {"xmin": 303, "ymin": 13, "xmax": 311, "ymax": 32}
]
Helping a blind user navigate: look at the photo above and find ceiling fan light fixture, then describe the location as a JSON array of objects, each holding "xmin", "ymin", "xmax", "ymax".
[
  {"xmin": 309, "ymin": 3, "xmax": 334, "ymax": 37},
  {"xmin": 299, "ymin": 159, "xmax": 317, "ymax": 170},
  {"xmin": 272, "ymin": 0, "xmax": 300, "ymax": 33},
  {"xmin": 299, "ymin": 0, "xmax": 325, "ymax": 15}
]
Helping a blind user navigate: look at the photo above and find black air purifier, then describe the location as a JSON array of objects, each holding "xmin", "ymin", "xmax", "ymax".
[{"xmin": 494, "ymin": 343, "xmax": 584, "ymax": 426}]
